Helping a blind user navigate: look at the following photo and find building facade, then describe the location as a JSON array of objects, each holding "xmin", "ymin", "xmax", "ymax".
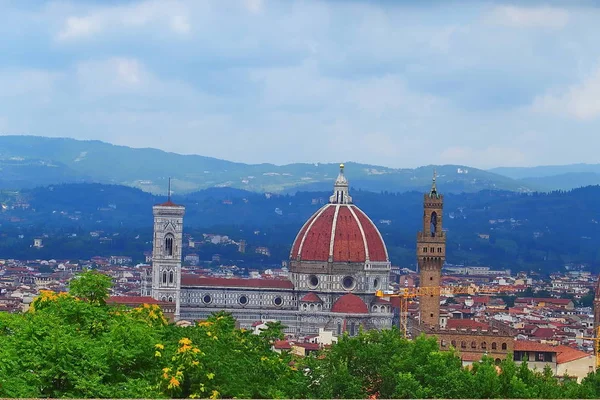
[
  {"xmin": 146, "ymin": 165, "xmax": 393, "ymax": 335},
  {"xmin": 151, "ymin": 199, "xmax": 185, "ymax": 319}
]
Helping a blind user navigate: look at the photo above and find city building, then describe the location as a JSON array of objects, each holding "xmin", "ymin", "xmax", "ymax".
[{"xmin": 143, "ymin": 165, "xmax": 393, "ymax": 335}]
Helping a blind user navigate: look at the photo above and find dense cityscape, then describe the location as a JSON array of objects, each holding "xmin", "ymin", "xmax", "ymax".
[
  {"xmin": 4, "ymin": 0, "xmax": 600, "ymax": 398},
  {"xmin": 2, "ymin": 167, "xmax": 600, "ymax": 394}
]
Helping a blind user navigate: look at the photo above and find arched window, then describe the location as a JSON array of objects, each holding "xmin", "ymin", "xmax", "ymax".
[
  {"xmin": 169, "ymin": 270, "xmax": 174, "ymax": 284},
  {"xmin": 492, "ymin": 342, "xmax": 497, "ymax": 350},
  {"xmin": 430, "ymin": 212, "xmax": 438, "ymax": 237},
  {"xmin": 337, "ymin": 322, "xmax": 342, "ymax": 335},
  {"xmin": 440, "ymin": 339, "xmax": 447, "ymax": 347},
  {"xmin": 471, "ymin": 341, "xmax": 477, "ymax": 349},
  {"xmin": 451, "ymin": 340, "xmax": 457, "ymax": 347},
  {"xmin": 168, "ymin": 296, "xmax": 173, "ymax": 302},
  {"xmin": 461, "ymin": 341, "xmax": 466, "ymax": 349},
  {"xmin": 165, "ymin": 234, "xmax": 174, "ymax": 256},
  {"xmin": 350, "ymin": 322, "xmax": 356, "ymax": 337},
  {"xmin": 501, "ymin": 343, "xmax": 507, "ymax": 350},
  {"xmin": 162, "ymin": 271, "xmax": 167, "ymax": 284},
  {"xmin": 481, "ymin": 341, "xmax": 487, "ymax": 350}
]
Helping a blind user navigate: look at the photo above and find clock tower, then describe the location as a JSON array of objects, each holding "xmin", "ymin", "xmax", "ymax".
[
  {"xmin": 417, "ymin": 171, "xmax": 445, "ymax": 327},
  {"xmin": 151, "ymin": 193, "xmax": 185, "ymax": 320}
]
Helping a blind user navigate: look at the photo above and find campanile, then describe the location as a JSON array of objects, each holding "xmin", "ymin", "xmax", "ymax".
[{"xmin": 417, "ymin": 171, "xmax": 445, "ymax": 327}]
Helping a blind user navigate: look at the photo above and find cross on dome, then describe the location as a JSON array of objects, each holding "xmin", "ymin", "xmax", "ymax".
[{"xmin": 330, "ymin": 163, "xmax": 352, "ymax": 204}]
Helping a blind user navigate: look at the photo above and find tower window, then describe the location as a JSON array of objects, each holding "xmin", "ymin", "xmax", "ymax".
[
  {"xmin": 169, "ymin": 271, "xmax": 174, "ymax": 284},
  {"xmin": 165, "ymin": 234, "xmax": 174, "ymax": 256},
  {"xmin": 423, "ymin": 247, "xmax": 428, "ymax": 253},
  {"xmin": 430, "ymin": 211, "xmax": 438, "ymax": 237},
  {"xmin": 162, "ymin": 271, "xmax": 167, "ymax": 284}
]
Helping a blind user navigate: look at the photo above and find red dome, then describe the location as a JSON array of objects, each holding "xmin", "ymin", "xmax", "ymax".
[
  {"xmin": 290, "ymin": 204, "xmax": 388, "ymax": 263},
  {"xmin": 331, "ymin": 293, "xmax": 369, "ymax": 314}
]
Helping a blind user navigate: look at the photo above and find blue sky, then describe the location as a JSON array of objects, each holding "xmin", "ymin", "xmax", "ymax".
[{"xmin": 1, "ymin": 0, "xmax": 599, "ymax": 168}]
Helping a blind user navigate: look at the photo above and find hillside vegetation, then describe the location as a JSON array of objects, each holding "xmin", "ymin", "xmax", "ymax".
[
  {"xmin": 2, "ymin": 183, "xmax": 600, "ymax": 272},
  {"xmin": 0, "ymin": 135, "xmax": 530, "ymax": 194}
]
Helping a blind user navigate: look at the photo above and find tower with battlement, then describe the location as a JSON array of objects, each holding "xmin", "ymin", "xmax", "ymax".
[{"xmin": 417, "ymin": 171, "xmax": 445, "ymax": 327}]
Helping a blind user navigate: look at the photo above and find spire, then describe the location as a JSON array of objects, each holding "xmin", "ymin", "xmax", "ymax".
[
  {"xmin": 330, "ymin": 163, "xmax": 352, "ymax": 204},
  {"xmin": 168, "ymin": 177, "xmax": 172, "ymax": 201},
  {"xmin": 429, "ymin": 169, "xmax": 439, "ymax": 198}
]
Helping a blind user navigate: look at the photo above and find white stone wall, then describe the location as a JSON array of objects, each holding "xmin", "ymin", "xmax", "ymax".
[{"xmin": 151, "ymin": 204, "xmax": 185, "ymax": 318}]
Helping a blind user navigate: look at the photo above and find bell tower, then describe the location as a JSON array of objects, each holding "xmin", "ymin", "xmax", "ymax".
[
  {"xmin": 417, "ymin": 170, "xmax": 445, "ymax": 327},
  {"xmin": 151, "ymin": 181, "xmax": 185, "ymax": 320}
]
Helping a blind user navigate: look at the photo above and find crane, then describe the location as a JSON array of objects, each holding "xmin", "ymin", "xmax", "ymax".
[
  {"xmin": 578, "ymin": 326, "xmax": 600, "ymax": 369},
  {"xmin": 375, "ymin": 284, "xmax": 503, "ymax": 338}
]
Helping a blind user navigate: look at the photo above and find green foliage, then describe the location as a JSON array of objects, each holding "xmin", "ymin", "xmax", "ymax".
[
  {"xmin": 68, "ymin": 270, "xmax": 112, "ymax": 305},
  {"xmin": 2, "ymin": 275, "xmax": 600, "ymax": 399}
]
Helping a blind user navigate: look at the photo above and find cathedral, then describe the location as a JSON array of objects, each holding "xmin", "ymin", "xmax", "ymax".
[{"xmin": 146, "ymin": 165, "xmax": 393, "ymax": 335}]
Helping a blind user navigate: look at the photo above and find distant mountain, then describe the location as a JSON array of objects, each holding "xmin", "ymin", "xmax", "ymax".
[
  {"xmin": 490, "ymin": 164, "xmax": 600, "ymax": 192},
  {"xmin": 0, "ymin": 135, "xmax": 532, "ymax": 194},
  {"xmin": 490, "ymin": 163, "xmax": 600, "ymax": 179}
]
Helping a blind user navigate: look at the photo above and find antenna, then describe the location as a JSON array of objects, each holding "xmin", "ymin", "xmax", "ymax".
[{"xmin": 168, "ymin": 177, "xmax": 171, "ymax": 201}]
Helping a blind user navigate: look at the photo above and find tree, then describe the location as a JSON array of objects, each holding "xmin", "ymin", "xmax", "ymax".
[{"xmin": 68, "ymin": 269, "xmax": 112, "ymax": 305}]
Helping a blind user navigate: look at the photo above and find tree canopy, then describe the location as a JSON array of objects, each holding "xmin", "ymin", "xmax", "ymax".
[{"xmin": 1, "ymin": 271, "xmax": 600, "ymax": 398}]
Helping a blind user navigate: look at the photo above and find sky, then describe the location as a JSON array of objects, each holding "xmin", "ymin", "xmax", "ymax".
[{"xmin": 1, "ymin": 0, "xmax": 600, "ymax": 169}]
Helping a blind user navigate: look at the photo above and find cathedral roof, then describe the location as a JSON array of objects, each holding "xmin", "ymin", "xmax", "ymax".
[
  {"xmin": 180, "ymin": 275, "xmax": 294, "ymax": 289},
  {"xmin": 300, "ymin": 292, "xmax": 323, "ymax": 303},
  {"xmin": 331, "ymin": 293, "xmax": 369, "ymax": 314},
  {"xmin": 290, "ymin": 165, "xmax": 388, "ymax": 264}
]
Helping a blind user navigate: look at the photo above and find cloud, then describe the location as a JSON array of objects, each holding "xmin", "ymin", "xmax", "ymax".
[
  {"xmin": 485, "ymin": 5, "xmax": 570, "ymax": 29},
  {"xmin": 244, "ymin": 0, "xmax": 264, "ymax": 14},
  {"xmin": 3, "ymin": 1, "xmax": 600, "ymax": 169},
  {"xmin": 531, "ymin": 66, "xmax": 600, "ymax": 120},
  {"xmin": 55, "ymin": 0, "xmax": 191, "ymax": 41}
]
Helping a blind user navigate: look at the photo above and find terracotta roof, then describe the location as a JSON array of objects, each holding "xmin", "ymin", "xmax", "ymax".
[
  {"xmin": 514, "ymin": 342, "xmax": 592, "ymax": 364},
  {"xmin": 532, "ymin": 328, "xmax": 556, "ymax": 338},
  {"xmin": 331, "ymin": 293, "xmax": 369, "ymax": 314},
  {"xmin": 446, "ymin": 319, "xmax": 490, "ymax": 330},
  {"xmin": 107, "ymin": 296, "xmax": 162, "ymax": 305},
  {"xmin": 181, "ymin": 275, "xmax": 294, "ymax": 289},
  {"xmin": 290, "ymin": 203, "xmax": 388, "ymax": 263},
  {"xmin": 296, "ymin": 342, "xmax": 320, "ymax": 351},
  {"xmin": 156, "ymin": 199, "xmax": 181, "ymax": 207},
  {"xmin": 514, "ymin": 341, "xmax": 557, "ymax": 352},
  {"xmin": 273, "ymin": 340, "xmax": 292, "ymax": 350},
  {"xmin": 472, "ymin": 296, "xmax": 490, "ymax": 304},
  {"xmin": 555, "ymin": 345, "xmax": 592, "ymax": 364},
  {"xmin": 515, "ymin": 297, "xmax": 572, "ymax": 305},
  {"xmin": 300, "ymin": 292, "xmax": 323, "ymax": 303}
]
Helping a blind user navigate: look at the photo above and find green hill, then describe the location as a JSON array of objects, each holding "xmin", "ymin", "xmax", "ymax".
[{"xmin": 0, "ymin": 135, "xmax": 531, "ymax": 194}]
